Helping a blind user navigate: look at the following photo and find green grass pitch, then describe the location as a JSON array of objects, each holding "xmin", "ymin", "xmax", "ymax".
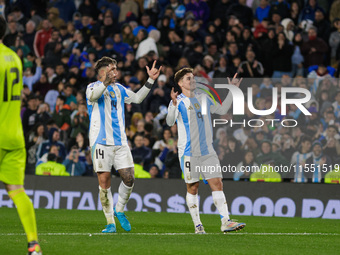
[{"xmin": 0, "ymin": 208, "xmax": 339, "ymax": 255}]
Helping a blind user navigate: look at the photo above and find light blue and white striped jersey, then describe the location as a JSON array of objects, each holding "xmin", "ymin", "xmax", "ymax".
[
  {"xmin": 168, "ymin": 91, "xmax": 216, "ymax": 157},
  {"xmin": 86, "ymin": 81, "xmax": 132, "ymax": 147}
]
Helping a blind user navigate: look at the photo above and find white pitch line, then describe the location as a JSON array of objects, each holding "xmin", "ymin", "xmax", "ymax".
[{"xmin": 0, "ymin": 233, "xmax": 339, "ymax": 236}]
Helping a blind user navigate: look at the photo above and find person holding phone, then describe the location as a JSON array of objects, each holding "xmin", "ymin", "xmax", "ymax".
[{"xmin": 63, "ymin": 146, "xmax": 86, "ymax": 176}]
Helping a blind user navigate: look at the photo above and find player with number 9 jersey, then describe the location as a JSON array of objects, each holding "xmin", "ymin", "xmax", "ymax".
[{"xmin": 166, "ymin": 68, "xmax": 246, "ymax": 234}]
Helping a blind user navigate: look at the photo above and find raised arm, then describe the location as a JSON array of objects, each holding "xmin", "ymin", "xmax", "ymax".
[
  {"xmin": 210, "ymin": 73, "xmax": 243, "ymax": 115},
  {"xmin": 86, "ymin": 65, "xmax": 115, "ymax": 102},
  {"xmin": 166, "ymin": 88, "xmax": 179, "ymax": 126},
  {"xmin": 86, "ymin": 82, "xmax": 107, "ymax": 102},
  {"xmin": 125, "ymin": 60, "xmax": 162, "ymax": 104}
]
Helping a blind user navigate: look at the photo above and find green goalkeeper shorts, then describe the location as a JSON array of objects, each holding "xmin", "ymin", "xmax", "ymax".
[{"xmin": 0, "ymin": 148, "xmax": 26, "ymax": 185}]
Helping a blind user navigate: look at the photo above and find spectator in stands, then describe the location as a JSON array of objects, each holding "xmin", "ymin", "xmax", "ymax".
[
  {"xmin": 186, "ymin": 0, "xmax": 210, "ymax": 25},
  {"xmin": 133, "ymin": 13, "xmax": 157, "ymax": 36},
  {"xmin": 314, "ymin": 9, "xmax": 331, "ymax": 44},
  {"xmin": 227, "ymin": 0, "xmax": 253, "ymax": 27},
  {"xmin": 33, "ymin": 19, "xmax": 52, "ymax": 58},
  {"xmin": 330, "ymin": 0, "xmax": 340, "ymax": 23},
  {"xmin": 79, "ymin": 14, "xmax": 94, "ymax": 44},
  {"xmin": 268, "ymin": 0, "xmax": 290, "ymax": 21},
  {"xmin": 113, "ymin": 33, "xmax": 133, "ymax": 58},
  {"xmin": 272, "ymin": 32, "xmax": 294, "ymax": 78},
  {"xmin": 23, "ymin": 20, "xmax": 36, "ymax": 52},
  {"xmin": 289, "ymin": 2, "xmax": 300, "ymax": 25},
  {"xmin": 256, "ymin": 140, "xmax": 289, "ymax": 166},
  {"xmin": 148, "ymin": 164, "xmax": 160, "ymax": 178},
  {"xmin": 147, "ymin": 74, "xmax": 171, "ymax": 113},
  {"xmin": 26, "ymin": 123, "xmax": 47, "ymax": 174},
  {"xmin": 47, "ymin": 7, "xmax": 65, "ymax": 30},
  {"xmin": 36, "ymin": 153, "xmax": 70, "ymax": 176},
  {"xmin": 301, "ymin": 26, "xmax": 328, "ymax": 71},
  {"xmin": 5, "ymin": 16, "xmax": 18, "ymax": 42},
  {"xmin": 255, "ymin": 0, "xmax": 270, "ymax": 22},
  {"xmin": 304, "ymin": 140, "xmax": 332, "ymax": 182},
  {"xmin": 133, "ymin": 157, "xmax": 151, "ymax": 178},
  {"xmin": 301, "ymin": 0, "xmax": 323, "ymax": 22},
  {"xmin": 78, "ymin": 0, "xmax": 99, "ymax": 19},
  {"xmin": 22, "ymin": 94, "xmax": 39, "ymax": 135},
  {"xmin": 88, "ymin": 35, "xmax": 106, "ymax": 59},
  {"xmin": 319, "ymin": 125, "xmax": 340, "ymax": 161},
  {"xmin": 164, "ymin": 139, "xmax": 182, "ymax": 178},
  {"xmin": 332, "ymin": 91, "xmax": 340, "ymax": 119},
  {"xmin": 63, "ymin": 146, "xmax": 86, "ymax": 176},
  {"xmin": 37, "ymin": 128, "xmax": 67, "ymax": 161},
  {"xmin": 329, "ymin": 18, "xmax": 340, "ymax": 66},
  {"xmin": 119, "ymin": 0, "xmax": 139, "ymax": 23},
  {"xmin": 136, "ymin": 30, "xmax": 160, "ymax": 59},
  {"xmin": 102, "ymin": 9, "xmax": 119, "ymax": 38},
  {"xmin": 238, "ymin": 50, "xmax": 264, "ymax": 77},
  {"xmin": 225, "ymin": 136, "xmax": 243, "ymax": 167},
  {"xmin": 292, "ymin": 33, "xmax": 305, "ymax": 77},
  {"xmin": 23, "ymin": 58, "xmax": 42, "ymax": 91},
  {"xmin": 52, "ymin": 0, "xmax": 76, "ymax": 23},
  {"xmin": 64, "ymin": 84, "xmax": 77, "ymax": 110},
  {"xmin": 70, "ymin": 103, "xmax": 89, "ymax": 140},
  {"xmin": 132, "ymin": 134, "xmax": 152, "ymax": 168},
  {"xmin": 52, "ymin": 95, "xmax": 71, "ymax": 132},
  {"xmin": 290, "ymin": 136, "xmax": 313, "ymax": 182},
  {"xmin": 234, "ymin": 151, "xmax": 259, "ymax": 181}
]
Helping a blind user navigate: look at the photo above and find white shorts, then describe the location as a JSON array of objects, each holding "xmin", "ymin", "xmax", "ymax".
[
  {"xmin": 91, "ymin": 144, "xmax": 134, "ymax": 172},
  {"xmin": 179, "ymin": 153, "xmax": 223, "ymax": 184}
]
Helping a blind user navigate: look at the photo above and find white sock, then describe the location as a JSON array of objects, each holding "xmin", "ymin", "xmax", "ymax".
[
  {"xmin": 116, "ymin": 181, "xmax": 133, "ymax": 212},
  {"xmin": 99, "ymin": 186, "xmax": 115, "ymax": 224},
  {"xmin": 212, "ymin": 191, "xmax": 230, "ymax": 221},
  {"xmin": 186, "ymin": 192, "xmax": 202, "ymax": 226}
]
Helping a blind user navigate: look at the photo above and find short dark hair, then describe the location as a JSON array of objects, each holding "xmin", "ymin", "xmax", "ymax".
[
  {"xmin": 328, "ymin": 125, "xmax": 338, "ymax": 131},
  {"xmin": 57, "ymin": 95, "xmax": 66, "ymax": 102},
  {"xmin": 47, "ymin": 153, "xmax": 57, "ymax": 162},
  {"xmin": 0, "ymin": 16, "xmax": 7, "ymax": 39},
  {"xmin": 65, "ymin": 84, "xmax": 73, "ymax": 90},
  {"xmin": 94, "ymin": 56, "xmax": 116, "ymax": 74},
  {"xmin": 174, "ymin": 67, "xmax": 193, "ymax": 85},
  {"xmin": 301, "ymin": 135, "xmax": 312, "ymax": 143}
]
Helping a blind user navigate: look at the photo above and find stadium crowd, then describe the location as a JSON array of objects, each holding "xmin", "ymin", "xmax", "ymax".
[{"xmin": 1, "ymin": 0, "xmax": 340, "ymax": 182}]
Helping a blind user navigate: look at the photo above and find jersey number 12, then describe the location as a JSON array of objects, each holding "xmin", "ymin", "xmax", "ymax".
[{"xmin": 3, "ymin": 67, "xmax": 20, "ymax": 102}]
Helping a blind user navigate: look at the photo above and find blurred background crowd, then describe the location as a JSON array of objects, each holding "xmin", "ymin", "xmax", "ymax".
[{"xmin": 1, "ymin": 0, "xmax": 340, "ymax": 182}]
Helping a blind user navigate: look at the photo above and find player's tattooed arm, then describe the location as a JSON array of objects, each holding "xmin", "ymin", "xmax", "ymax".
[{"xmin": 118, "ymin": 168, "xmax": 135, "ymax": 187}]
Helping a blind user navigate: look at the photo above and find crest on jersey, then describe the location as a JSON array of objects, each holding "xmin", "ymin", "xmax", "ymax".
[
  {"xmin": 194, "ymin": 103, "xmax": 200, "ymax": 110},
  {"xmin": 188, "ymin": 106, "xmax": 194, "ymax": 110},
  {"xmin": 110, "ymin": 92, "xmax": 115, "ymax": 98}
]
